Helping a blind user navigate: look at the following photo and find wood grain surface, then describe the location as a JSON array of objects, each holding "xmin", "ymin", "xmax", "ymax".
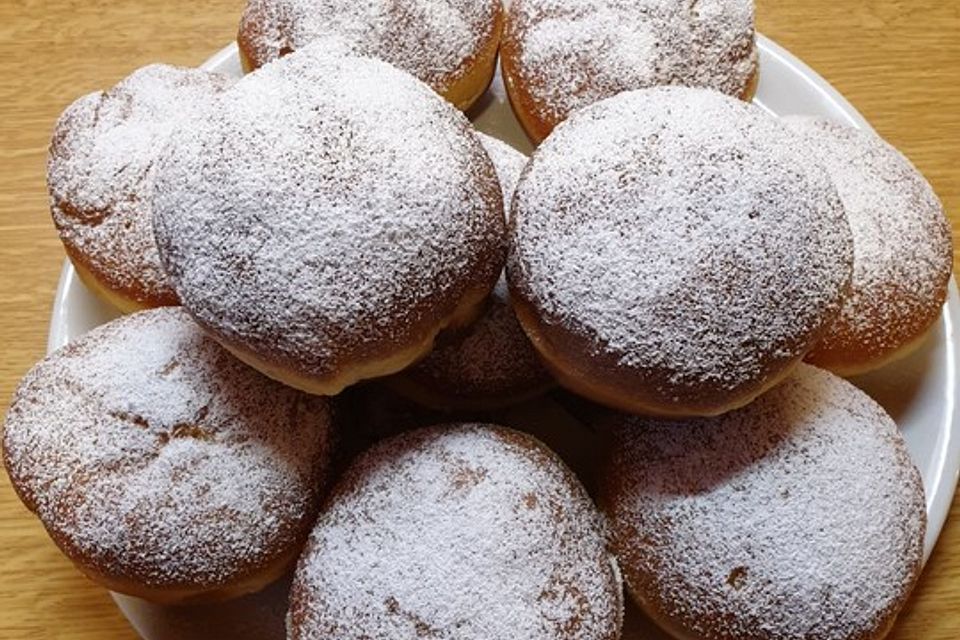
[{"xmin": 0, "ymin": 1, "xmax": 957, "ymax": 638}]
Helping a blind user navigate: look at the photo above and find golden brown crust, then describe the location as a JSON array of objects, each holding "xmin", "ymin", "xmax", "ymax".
[
  {"xmin": 500, "ymin": 38, "xmax": 556, "ymax": 143},
  {"xmin": 510, "ymin": 293, "xmax": 809, "ymax": 418},
  {"xmin": 208, "ymin": 282, "xmax": 494, "ymax": 397},
  {"xmin": 51, "ymin": 532, "xmax": 301, "ymax": 605},
  {"xmin": 66, "ymin": 251, "xmax": 171, "ymax": 314},
  {"xmin": 444, "ymin": 5, "xmax": 503, "ymax": 111},
  {"xmin": 806, "ymin": 302, "xmax": 946, "ymax": 377}
]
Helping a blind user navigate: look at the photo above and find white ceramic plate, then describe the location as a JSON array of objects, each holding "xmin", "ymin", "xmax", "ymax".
[{"xmin": 48, "ymin": 34, "xmax": 958, "ymax": 578}]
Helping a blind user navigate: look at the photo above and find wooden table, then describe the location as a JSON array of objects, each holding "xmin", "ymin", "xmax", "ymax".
[{"xmin": 0, "ymin": 1, "xmax": 957, "ymax": 637}]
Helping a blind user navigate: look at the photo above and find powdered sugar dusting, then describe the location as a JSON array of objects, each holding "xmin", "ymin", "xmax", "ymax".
[
  {"xmin": 2, "ymin": 308, "xmax": 333, "ymax": 590},
  {"xmin": 507, "ymin": 87, "xmax": 852, "ymax": 399},
  {"xmin": 404, "ymin": 133, "xmax": 550, "ymax": 401},
  {"xmin": 290, "ymin": 425, "xmax": 622, "ymax": 639},
  {"xmin": 476, "ymin": 132, "xmax": 528, "ymax": 208},
  {"xmin": 600, "ymin": 364, "xmax": 926, "ymax": 639},
  {"xmin": 48, "ymin": 64, "xmax": 232, "ymax": 306},
  {"xmin": 505, "ymin": 0, "xmax": 756, "ymax": 124},
  {"xmin": 152, "ymin": 46, "xmax": 505, "ymax": 380},
  {"xmin": 784, "ymin": 117, "xmax": 953, "ymax": 361},
  {"xmin": 239, "ymin": 0, "xmax": 499, "ymax": 93}
]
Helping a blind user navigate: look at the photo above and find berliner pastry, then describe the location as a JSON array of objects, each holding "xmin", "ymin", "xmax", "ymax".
[
  {"xmin": 288, "ymin": 424, "xmax": 623, "ymax": 640},
  {"xmin": 237, "ymin": 0, "xmax": 503, "ymax": 110},
  {"xmin": 597, "ymin": 364, "xmax": 926, "ymax": 640},
  {"xmin": 784, "ymin": 117, "xmax": 954, "ymax": 375},
  {"xmin": 501, "ymin": 0, "xmax": 758, "ymax": 141},
  {"xmin": 47, "ymin": 64, "xmax": 232, "ymax": 312},
  {"xmin": 2, "ymin": 308, "xmax": 334, "ymax": 604},
  {"xmin": 391, "ymin": 133, "xmax": 553, "ymax": 410},
  {"xmin": 152, "ymin": 45, "xmax": 506, "ymax": 396},
  {"xmin": 507, "ymin": 87, "xmax": 853, "ymax": 417}
]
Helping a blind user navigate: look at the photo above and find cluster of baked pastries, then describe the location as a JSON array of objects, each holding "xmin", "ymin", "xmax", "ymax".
[{"xmin": 3, "ymin": 0, "xmax": 954, "ymax": 639}]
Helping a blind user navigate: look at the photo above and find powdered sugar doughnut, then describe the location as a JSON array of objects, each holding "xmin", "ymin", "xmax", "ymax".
[
  {"xmin": 784, "ymin": 117, "xmax": 954, "ymax": 376},
  {"xmin": 2, "ymin": 308, "xmax": 334, "ymax": 604},
  {"xmin": 597, "ymin": 364, "xmax": 926, "ymax": 640},
  {"xmin": 238, "ymin": 0, "xmax": 503, "ymax": 110},
  {"xmin": 289, "ymin": 424, "xmax": 622, "ymax": 639},
  {"xmin": 501, "ymin": 0, "xmax": 757, "ymax": 141},
  {"xmin": 152, "ymin": 46, "xmax": 506, "ymax": 396},
  {"xmin": 392, "ymin": 133, "xmax": 552, "ymax": 410},
  {"xmin": 48, "ymin": 64, "xmax": 232, "ymax": 312},
  {"xmin": 508, "ymin": 87, "xmax": 853, "ymax": 417}
]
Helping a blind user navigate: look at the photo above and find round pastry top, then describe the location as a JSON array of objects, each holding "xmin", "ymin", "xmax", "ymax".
[
  {"xmin": 508, "ymin": 87, "xmax": 852, "ymax": 407},
  {"xmin": 785, "ymin": 116, "xmax": 953, "ymax": 365},
  {"xmin": 152, "ymin": 46, "xmax": 506, "ymax": 381},
  {"xmin": 290, "ymin": 424, "xmax": 622, "ymax": 639},
  {"xmin": 502, "ymin": 0, "xmax": 756, "ymax": 129},
  {"xmin": 599, "ymin": 364, "xmax": 926, "ymax": 640},
  {"xmin": 3, "ymin": 308, "xmax": 333, "ymax": 591}
]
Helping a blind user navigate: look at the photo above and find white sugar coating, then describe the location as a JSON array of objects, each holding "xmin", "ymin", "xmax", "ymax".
[
  {"xmin": 405, "ymin": 133, "xmax": 549, "ymax": 400},
  {"xmin": 239, "ymin": 0, "xmax": 500, "ymax": 93},
  {"xmin": 504, "ymin": 0, "xmax": 756, "ymax": 123},
  {"xmin": 290, "ymin": 425, "xmax": 622, "ymax": 639},
  {"xmin": 152, "ymin": 46, "xmax": 505, "ymax": 380},
  {"xmin": 508, "ymin": 87, "xmax": 853, "ymax": 399},
  {"xmin": 48, "ymin": 64, "xmax": 233, "ymax": 305},
  {"xmin": 476, "ymin": 132, "xmax": 528, "ymax": 210},
  {"xmin": 2, "ymin": 308, "xmax": 333, "ymax": 590},
  {"xmin": 784, "ymin": 117, "xmax": 953, "ymax": 359},
  {"xmin": 599, "ymin": 364, "xmax": 926, "ymax": 639}
]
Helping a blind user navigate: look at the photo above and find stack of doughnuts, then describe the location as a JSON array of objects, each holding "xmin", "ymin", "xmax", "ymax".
[{"xmin": 4, "ymin": 1, "xmax": 954, "ymax": 638}]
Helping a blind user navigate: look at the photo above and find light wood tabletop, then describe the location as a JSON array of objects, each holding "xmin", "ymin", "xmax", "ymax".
[{"xmin": 1, "ymin": 0, "xmax": 958, "ymax": 638}]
